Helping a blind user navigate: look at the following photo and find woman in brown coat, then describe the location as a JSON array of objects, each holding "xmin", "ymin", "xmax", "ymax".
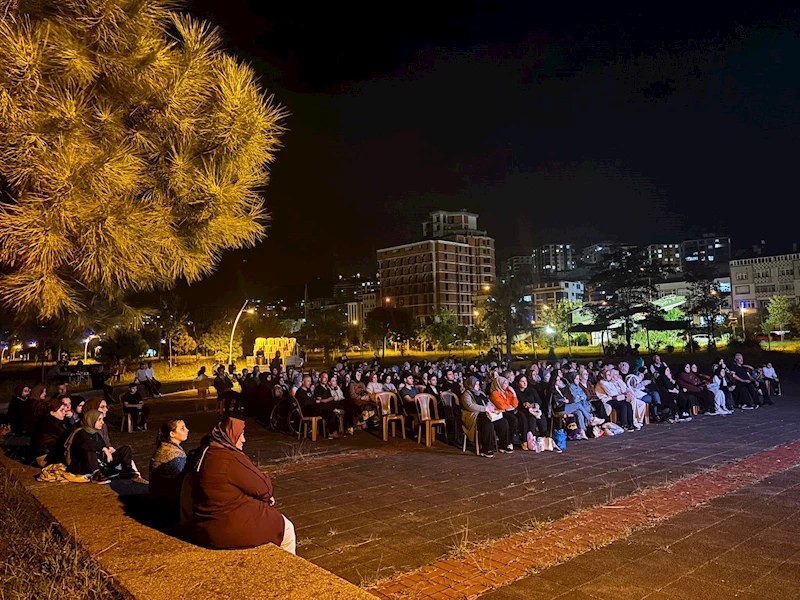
[{"xmin": 187, "ymin": 417, "xmax": 296, "ymax": 553}]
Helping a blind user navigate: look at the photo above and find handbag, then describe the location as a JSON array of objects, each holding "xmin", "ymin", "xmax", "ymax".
[
  {"xmin": 550, "ymin": 389, "xmax": 566, "ymax": 414},
  {"xmin": 553, "ymin": 429, "xmax": 567, "ymax": 451}
]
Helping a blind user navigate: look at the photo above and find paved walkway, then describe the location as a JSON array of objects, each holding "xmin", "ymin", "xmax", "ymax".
[{"xmin": 115, "ymin": 376, "xmax": 799, "ymax": 599}]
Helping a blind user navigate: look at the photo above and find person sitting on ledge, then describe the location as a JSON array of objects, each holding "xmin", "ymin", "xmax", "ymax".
[
  {"xmin": 149, "ymin": 419, "xmax": 189, "ymax": 512},
  {"xmin": 65, "ymin": 409, "xmax": 145, "ymax": 484},
  {"xmin": 183, "ymin": 417, "xmax": 296, "ymax": 553},
  {"xmin": 32, "ymin": 396, "xmax": 72, "ymax": 467}
]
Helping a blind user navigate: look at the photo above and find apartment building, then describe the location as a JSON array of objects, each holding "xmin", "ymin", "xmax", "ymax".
[
  {"xmin": 523, "ymin": 280, "xmax": 585, "ymax": 319},
  {"xmin": 681, "ymin": 234, "xmax": 731, "ymax": 271},
  {"xmin": 654, "ymin": 277, "xmax": 732, "ymax": 311},
  {"xmin": 377, "ymin": 211, "xmax": 495, "ymax": 325},
  {"xmin": 730, "ymin": 253, "xmax": 800, "ymax": 310},
  {"xmin": 645, "ymin": 243, "xmax": 682, "ymax": 272},
  {"xmin": 536, "ymin": 244, "xmax": 576, "ymax": 274}
]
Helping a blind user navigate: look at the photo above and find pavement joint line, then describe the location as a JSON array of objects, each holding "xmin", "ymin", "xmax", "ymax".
[
  {"xmin": 262, "ymin": 446, "xmax": 412, "ymax": 476},
  {"xmin": 370, "ymin": 439, "xmax": 800, "ymax": 599}
]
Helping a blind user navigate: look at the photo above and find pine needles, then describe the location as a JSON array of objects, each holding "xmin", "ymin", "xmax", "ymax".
[{"xmin": 0, "ymin": 0, "xmax": 286, "ymax": 322}]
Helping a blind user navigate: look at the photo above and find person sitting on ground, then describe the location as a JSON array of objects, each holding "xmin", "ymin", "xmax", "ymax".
[
  {"xmin": 65, "ymin": 409, "xmax": 144, "ymax": 484},
  {"xmin": 760, "ymin": 361, "xmax": 780, "ymax": 396},
  {"xmin": 489, "ymin": 376, "xmax": 518, "ymax": 453},
  {"xmin": 728, "ymin": 353, "xmax": 763, "ymax": 408},
  {"xmin": 32, "ymin": 396, "xmax": 72, "ymax": 467},
  {"xmin": 184, "ymin": 417, "xmax": 296, "ymax": 553},
  {"xmin": 513, "ymin": 375, "xmax": 548, "ymax": 451},
  {"xmin": 213, "ymin": 365, "xmax": 240, "ymax": 413},
  {"xmin": 68, "ymin": 396, "xmax": 86, "ymax": 426},
  {"xmin": 7, "ymin": 385, "xmax": 30, "ymax": 436},
  {"xmin": 149, "ymin": 419, "xmax": 189, "ymax": 510},
  {"xmin": 595, "ymin": 368, "xmax": 635, "ymax": 431},
  {"xmin": 461, "ymin": 376, "xmax": 509, "ymax": 458},
  {"xmin": 120, "ymin": 383, "xmax": 151, "ymax": 431}
]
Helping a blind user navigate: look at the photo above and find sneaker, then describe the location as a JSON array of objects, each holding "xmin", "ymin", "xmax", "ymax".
[
  {"xmin": 135, "ymin": 426, "xmax": 145, "ymax": 432},
  {"xmin": 590, "ymin": 417, "xmax": 605, "ymax": 426},
  {"xmin": 741, "ymin": 405, "xmax": 755, "ymax": 410},
  {"xmin": 667, "ymin": 418, "xmax": 676, "ymax": 424},
  {"xmin": 91, "ymin": 472, "xmax": 111, "ymax": 485},
  {"xmin": 481, "ymin": 450, "xmax": 494, "ymax": 458},
  {"xmin": 131, "ymin": 474, "xmax": 149, "ymax": 484},
  {"xmin": 333, "ymin": 408, "xmax": 344, "ymax": 416},
  {"xmin": 346, "ymin": 427, "xmax": 354, "ymax": 435},
  {"xmin": 521, "ymin": 442, "xmax": 528, "ymax": 451},
  {"xmin": 328, "ymin": 432, "xmax": 339, "ymax": 440},
  {"xmin": 498, "ymin": 447, "xmax": 514, "ymax": 455},
  {"xmin": 678, "ymin": 416, "xmax": 692, "ymax": 422},
  {"xmin": 526, "ymin": 432, "xmax": 536, "ymax": 450},
  {"xmin": 579, "ymin": 431, "xmax": 589, "ymax": 440},
  {"xmin": 633, "ymin": 423, "xmax": 642, "ymax": 430}
]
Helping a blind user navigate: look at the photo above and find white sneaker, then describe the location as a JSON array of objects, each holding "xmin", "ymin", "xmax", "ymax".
[
  {"xmin": 590, "ymin": 417, "xmax": 605, "ymax": 426},
  {"xmin": 741, "ymin": 405, "xmax": 755, "ymax": 410},
  {"xmin": 333, "ymin": 408, "xmax": 344, "ymax": 415},
  {"xmin": 633, "ymin": 423, "xmax": 642, "ymax": 430}
]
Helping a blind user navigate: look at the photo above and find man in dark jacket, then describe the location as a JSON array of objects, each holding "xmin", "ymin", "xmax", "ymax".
[{"xmin": 121, "ymin": 383, "xmax": 150, "ymax": 431}]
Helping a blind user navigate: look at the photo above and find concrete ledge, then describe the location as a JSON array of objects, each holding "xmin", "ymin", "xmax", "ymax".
[{"xmin": 0, "ymin": 454, "xmax": 375, "ymax": 600}]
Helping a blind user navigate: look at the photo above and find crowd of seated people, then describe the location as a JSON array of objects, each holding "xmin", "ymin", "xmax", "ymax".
[{"xmin": 204, "ymin": 350, "xmax": 778, "ymax": 458}]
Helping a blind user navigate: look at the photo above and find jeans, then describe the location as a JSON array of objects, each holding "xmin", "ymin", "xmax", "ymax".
[
  {"xmin": 562, "ymin": 402, "xmax": 592, "ymax": 431},
  {"xmin": 641, "ymin": 391, "xmax": 661, "ymax": 406}
]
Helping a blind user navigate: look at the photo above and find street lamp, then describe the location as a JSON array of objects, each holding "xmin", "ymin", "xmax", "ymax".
[
  {"xmin": 740, "ymin": 305, "xmax": 747, "ymax": 339},
  {"xmin": 83, "ymin": 334, "xmax": 99, "ymax": 361},
  {"xmin": 384, "ymin": 297, "xmax": 391, "ymax": 304},
  {"xmin": 229, "ymin": 300, "xmax": 258, "ymax": 367}
]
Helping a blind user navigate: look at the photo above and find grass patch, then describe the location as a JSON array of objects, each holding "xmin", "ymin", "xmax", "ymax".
[{"xmin": 0, "ymin": 463, "xmax": 121, "ymax": 600}]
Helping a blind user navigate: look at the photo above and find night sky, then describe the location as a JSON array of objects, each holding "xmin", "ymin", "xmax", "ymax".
[{"xmin": 185, "ymin": 1, "xmax": 800, "ymax": 306}]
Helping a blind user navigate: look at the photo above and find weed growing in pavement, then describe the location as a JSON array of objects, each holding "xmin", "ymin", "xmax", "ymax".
[{"xmin": 327, "ymin": 527, "xmax": 338, "ymax": 536}]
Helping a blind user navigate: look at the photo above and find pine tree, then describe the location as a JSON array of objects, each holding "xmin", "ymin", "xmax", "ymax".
[{"xmin": 0, "ymin": 0, "xmax": 285, "ymax": 322}]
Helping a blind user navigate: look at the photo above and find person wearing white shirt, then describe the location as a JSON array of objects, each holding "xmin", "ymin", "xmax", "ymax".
[
  {"xmin": 595, "ymin": 368, "xmax": 635, "ymax": 430},
  {"xmin": 761, "ymin": 362, "xmax": 780, "ymax": 396}
]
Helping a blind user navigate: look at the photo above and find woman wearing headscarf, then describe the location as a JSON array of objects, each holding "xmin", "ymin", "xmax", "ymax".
[
  {"xmin": 32, "ymin": 396, "xmax": 72, "ymax": 467},
  {"xmin": 513, "ymin": 375, "xmax": 548, "ymax": 451},
  {"xmin": 23, "ymin": 384, "xmax": 50, "ymax": 435},
  {"xmin": 461, "ymin": 376, "xmax": 509, "ymax": 458},
  {"xmin": 489, "ymin": 376, "xmax": 518, "ymax": 453},
  {"xmin": 186, "ymin": 417, "xmax": 296, "ymax": 553},
  {"xmin": 65, "ymin": 409, "xmax": 142, "ymax": 483}
]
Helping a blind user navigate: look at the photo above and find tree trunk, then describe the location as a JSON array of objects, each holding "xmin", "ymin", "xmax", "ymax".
[{"xmin": 504, "ymin": 323, "xmax": 513, "ymax": 362}]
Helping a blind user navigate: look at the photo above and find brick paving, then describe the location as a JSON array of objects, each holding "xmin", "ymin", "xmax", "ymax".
[{"xmin": 115, "ymin": 377, "xmax": 800, "ymax": 598}]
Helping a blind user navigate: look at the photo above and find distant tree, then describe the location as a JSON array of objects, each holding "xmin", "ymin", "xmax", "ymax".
[
  {"xmin": 0, "ymin": 0, "xmax": 286, "ymax": 323},
  {"xmin": 299, "ymin": 309, "xmax": 347, "ymax": 365},
  {"xmin": 589, "ymin": 250, "xmax": 664, "ymax": 347},
  {"xmin": 482, "ymin": 277, "xmax": 531, "ymax": 361},
  {"xmin": 766, "ymin": 295, "xmax": 793, "ymax": 341},
  {"xmin": 200, "ymin": 320, "xmax": 242, "ymax": 361},
  {"xmin": 99, "ymin": 329, "xmax": 148, "ymax": 366},
  {"xmin": 760, "ymin": 319, "xmax": 773, "ymax": 350},
  {"xmin": 422, "ymin": 309, "xmax": 459, "ymax": 350},
  {"xmin": 685, "ymin": 279, "xmax": 728, "ymax": 351},
  {"xmin": 542, "ymin": 300, "xmax": 582, "ymax": 355},
  {"xmin": 171, "ymin": 327, "xmax": 197, "ymax": 356},
  {"xmin": 364, "ymin": 307, "xmax": 418, "ymax": 357}
]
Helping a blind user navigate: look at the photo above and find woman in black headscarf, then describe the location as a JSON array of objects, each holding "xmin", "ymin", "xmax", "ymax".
[{"xmin": 66, "ymin": 409, "xmax": 141, "ymax": 483}]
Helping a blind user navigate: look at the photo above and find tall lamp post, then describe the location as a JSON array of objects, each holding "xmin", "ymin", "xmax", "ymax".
[
  {"xmin": 83, "ymin": 334, "xmax": 99, "ymax": 362},
  {"xmin": 229, "ymin": 300, "xmax": 257, "ymax": 367},
  {"xmin": 740, "ymin": 305, "xmax": 747, "ymax": 340}
]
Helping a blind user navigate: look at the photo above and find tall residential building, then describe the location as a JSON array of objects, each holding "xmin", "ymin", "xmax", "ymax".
[
  {"xmin": 506, "ymin": 253, "xmax": 535, "ymax": 276},
  {"xmin": 535, "ymin": 244, "xmax": 576, "ymax": 274},
  {"xmin": 681, "ymin": 234, "xmax": 731, "ymax": 272},
  {"xmin": 645, "ymin": 243, "xmax": 682, "ymax": 272},
  {"xmin": 730, "ymin": 253, "xmax": 800, "ymax": 310},
  {"xmin": 333, "ymin": 274, "xmax": 379, "ymax": 302},
  {"xmin": 377, "ymin": 210, "xmax": 495, "ymax": 325}
]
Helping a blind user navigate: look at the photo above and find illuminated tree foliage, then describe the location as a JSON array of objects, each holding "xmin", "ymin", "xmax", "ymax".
[{"xmin": 0, "ymin": 0, "xmax": 285, "ymax": 321}]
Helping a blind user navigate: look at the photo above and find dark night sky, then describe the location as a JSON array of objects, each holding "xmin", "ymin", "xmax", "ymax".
[{"xmin": 183, "ymin": 1, "xmax": 800, "ymax": 306}]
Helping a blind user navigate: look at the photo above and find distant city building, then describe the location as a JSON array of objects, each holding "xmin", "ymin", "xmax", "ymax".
[
  {"xmin": 730, "ymin": 253, "xmax": 800, "ymax": 310},
  {"xmin": 377, "ymin": 210, "xmax": 495, "ymax": 325},
  {"xmin": 654, "ymin": 276, "xmax": 732, "ymax": 311},
  {"xmin": 681, "ymin": 234, "xmax": 731, "ymax": 272},
  {"xmin": 535, "ymin": 244, "xmax": 576, "ymax": 274},
  {"xmin": 645, "ymin": 243, "xmax": 682, "ymax": 272},
  {"xmin": 505, "ymin": 253, "xmax": 535, "ymax": 276},
  {"xmin": 333, "ymin": 274, "xmax": 379, "ymax": 302},
  {"xmin": 581, "ymin": 242, "xmax": 633, "ymax": 265},
  {"xmin": 523, "ymin": 280, "xmax": 585, "ymax": 319}
]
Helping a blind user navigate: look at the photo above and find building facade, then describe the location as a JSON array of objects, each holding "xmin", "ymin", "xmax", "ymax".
[
  {"xmin": 681, "ymin": 235, "xmax": 731, "ymax": 272},
  {"xmin": 654, "ymin": 277, "xmax": 732, "ymax": 311},
  {"xmin": 523, "ymin": 280, "xmax": 585, "ymax": 319},
  {"xmin": 506, "ymin": 254, "xmax": 535, "ymax": 276},
  {"xmin": 536, "ymin": 244, "xmax": 576, "ymax": 274},
  {"xmin": 730, "ymin": 253, "xmax": 800, "ymax": 310},
  {"xmin": 645, "ymin": 243, "xmax": 682, "ymax": 272},
  {"xmin": 377, "ymin": 211, "xmax": 495, "ymax": 325}
]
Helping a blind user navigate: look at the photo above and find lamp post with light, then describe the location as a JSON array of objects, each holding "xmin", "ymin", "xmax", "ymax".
[
  {"xmin": 83, "ymin": 333, "xmax": 99, "ymax": 362},
  {"xmin": 229, "ymin": 300, "xmax": 258, "ymax": 367},
  {"xmin": 740, "ymin": 305, "xmax": 747, "ymax": 340}
]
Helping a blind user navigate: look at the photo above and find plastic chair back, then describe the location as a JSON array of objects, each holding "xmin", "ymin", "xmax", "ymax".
[
  {"xmin": 375, "ymin": 391, "xmax": 398, "ymax": 416},
  {"xmin": 415, "ymin": 393, "xmax": 439, "ymax": 421}
]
